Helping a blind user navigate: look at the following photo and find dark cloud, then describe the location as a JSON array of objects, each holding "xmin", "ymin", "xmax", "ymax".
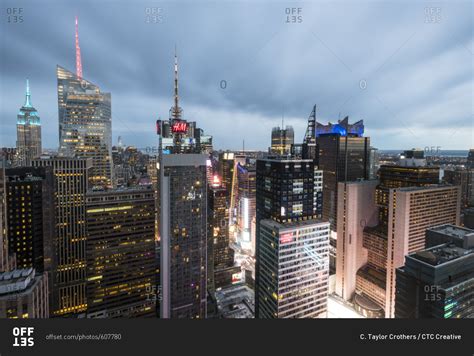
[{"xmin": 1, "ymin": 0, "xmax": 472, "ymax": 150}]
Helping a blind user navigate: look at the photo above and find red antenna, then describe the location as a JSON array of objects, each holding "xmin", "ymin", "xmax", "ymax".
[{"xmin": 75, "ymin": 16, "xmax": 83, "ymax": 79}]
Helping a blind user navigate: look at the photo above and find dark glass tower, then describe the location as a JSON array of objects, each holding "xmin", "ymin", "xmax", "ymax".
[
  {"xmin": 316, "ymin": 117, "xmax": 370, "ymax": 231},
  {"xmin": 5, "ymin": 167, "xmax": 55, "ymax": 274}
]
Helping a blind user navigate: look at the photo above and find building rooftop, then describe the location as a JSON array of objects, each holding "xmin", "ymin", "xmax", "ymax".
[
  {"xmin": 428, "ymin": 224, "xmax": 474, "ymax": 241},
  {"xmin": 0, "ymin": 268, "xmax": 36, "ymax": 296},
  {"xmin": 215, "ymin": 283, "xmax": 254, "ymax": 319},
  {"xmin": 414, "ymin": 245, "xmax": 472, "ymax": 266}
]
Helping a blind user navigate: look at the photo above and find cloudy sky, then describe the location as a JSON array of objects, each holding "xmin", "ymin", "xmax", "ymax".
[{"xmin": 1, "ymin": 0, "xmax": 472, "ymax": 151}]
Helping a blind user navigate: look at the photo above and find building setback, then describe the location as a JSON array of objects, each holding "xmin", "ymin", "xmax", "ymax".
[{"xmin": 85, "ymin": 188, "xmax": 156, "ymax": 318}]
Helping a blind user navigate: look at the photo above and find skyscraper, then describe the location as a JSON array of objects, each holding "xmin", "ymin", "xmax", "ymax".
[
  {"xmin": 270, "ymin": 126, "xmax": 294, "ymax": 156},
  {"xmin": 158, "ymin": 154, "xmax": 208, "ymax": 318},
  {"xmin": 316, "ymin": 116, "xmax": 369, "ymax": 275},
  {"xmin": 357, "ymin": 185, "xmax": 461, "ymax": 318},
  {"xmin": 335, "ymin": 180, "xmax": 378, "ymax": 301},
  {"xmin": 5, "ymin": 167, "xmax": 54, "ymax": 272},
  {"xmin": 158, "ymin": 52, "xmax": 211, "ymax": 318},
  {"xmin": 258, "ymin": 219, "xmax": 330, "ymax": 318},
  {"xmin": 16, "ymin": 80, "xmax": 42, "ymax": 166},
  {"xmin": 33, "ymin": 156, "xmax": 91, "ymax": 316},
  {"xmin": 208, "ymin": 176, "xmax": 239, "ymax": 291},
  {"xmin": 316, "ymin": 117, "xmax": 369, "ymax": 231},
  {"xmin": 57, "ymin": 18, "xmax": 112, "ymax": 188},
  {"xmin": 395, "ymin": 224, "xmax": 474, "ymax": 318},
  {"xmin": 255, "ymin": 158, "xmax": 326, "ymax": 318},
  {"xmin": 85, "ymin": 188, "xmax": 156, "ymax": 318}
]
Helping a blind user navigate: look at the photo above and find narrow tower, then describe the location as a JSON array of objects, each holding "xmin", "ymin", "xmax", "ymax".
[{"xmin": 75, "ymin": 16, "xmax": 83, "ymax": 79}]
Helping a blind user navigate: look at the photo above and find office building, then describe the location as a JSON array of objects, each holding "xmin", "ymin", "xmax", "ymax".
[
  {"xmin": 270, "ymin": 126, "xmax": 294, "ymax": 156},
  {"xmin": 33, "ymin": 156, "xmax": 91, "ymax": 316},
  {"xmin": 85, "ymin": 188, "xmax": 156, "ymax": 318},
  {"xmin": 258, "ymin": 219, "xmax": 330, "ymax": 318},
  {"xmin": 237, "ymin": 164, "xmax": 256, "ymax": 253},
  {"xmin": 5, "ymin": 167, "xmax": 55, "ymax": 273},
  {"xmin": 16, "ymin": 80, "xmax": 42, "ymax": 167},
  {"xmin": 158, "ymin": 53, "xmax": 211, "ymax": 318},
  {"xmin": 316, "ymin": 117, "xmax": 370, "ymax": 231},
  {"xmin": 443, "ymin": 168, "xmax": 473, "ymax": 210},
  {"xmin": 57, "ymin": 65, "xmax": 112, "ymax": 188},
  {"xmin": 0, "ymin": 268, "xmax": 49, "ymax": 318},
  {"xmin": 356, "ymin": 184, "xmax": 460, "ymax": 318},
  {"xmin": 335, "ymin": 180, "xmax": 378, "ymax": 301},
  {"xmin": 255, "ymin": 157, "xmax": 325, "ymax": 318},
  {"xmin": 395, "ymin": 224, "xmax": 474, "ymax": 318},
  {"xmin": 158, "ymin": 153, "xmax": 208, "ymax": 318}
]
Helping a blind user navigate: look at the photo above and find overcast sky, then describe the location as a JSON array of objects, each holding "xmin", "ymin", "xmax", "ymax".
[{"xmin": 1, "ymin": 0, "xmax": 472, "ymax": 151}]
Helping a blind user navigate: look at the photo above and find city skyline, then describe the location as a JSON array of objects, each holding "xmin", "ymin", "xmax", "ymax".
[{"xmin": 1, "ymin": 1, "xmax": 472, "ymax": 151}]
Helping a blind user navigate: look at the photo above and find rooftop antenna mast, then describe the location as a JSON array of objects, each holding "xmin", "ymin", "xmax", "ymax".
[
  {"xmin": 75, "ymin": 16, "xmax": 83, "ymax": 79},
  {"xmin": 304, "ymin": 104, "xmax": 317, "ymax": 144}
]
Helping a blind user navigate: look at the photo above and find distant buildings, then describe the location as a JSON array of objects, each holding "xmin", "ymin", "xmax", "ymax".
[
  {"xmin": 16, "ymin": 80, "xmax": 42, "ymax": 166},
  {"xmin": 395, "ymin": 225, "xmax": 474, "ymax": 318}
]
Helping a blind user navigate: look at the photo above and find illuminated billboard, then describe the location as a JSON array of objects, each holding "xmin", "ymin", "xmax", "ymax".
[{"xmin": 171, "ymin": 120, "xmax": 187, "ymax": 133}]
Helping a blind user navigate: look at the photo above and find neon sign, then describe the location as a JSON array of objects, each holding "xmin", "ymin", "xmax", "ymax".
[
  {"xmin": 280, "ymin": 233, "xmax": 293, "ymax": 244},
  {"xmin": 172, "ymin": 121, "xmax": 187, "ymax": 133}
]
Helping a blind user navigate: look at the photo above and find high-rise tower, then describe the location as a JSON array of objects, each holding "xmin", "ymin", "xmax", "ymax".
[
  {"xmin": 16, "ymin": 80, "xmax": 42, "ymax": 166},
  {"xmin": 158, "ymin": 53, "xmax": 211, "ymax": 318},
  {"xmin": 57, "ymin": 17, "xmax": 113, "ymax": 188}
]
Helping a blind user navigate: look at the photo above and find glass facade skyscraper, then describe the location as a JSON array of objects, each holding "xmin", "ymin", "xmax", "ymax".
[{"xmin": 57, "ymin": 66, "xmax": 113, "ymax": 188}]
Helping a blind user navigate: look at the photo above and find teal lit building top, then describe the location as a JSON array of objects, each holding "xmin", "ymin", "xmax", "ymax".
[{"xmin": 17, "ymin": 79, "xmax": 41, "ymax": 125}]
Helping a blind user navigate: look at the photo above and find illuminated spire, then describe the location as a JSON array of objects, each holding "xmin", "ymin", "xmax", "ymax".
[
  {"xmin": 75, "ymin": 16, "xmax": 83, "ymax": 79},
  {"xmin": 24, "ymin": 79, "xmax": 32, "ymax": 107},
  {"xmin": 173, "ymin": 46, "xmax": 181, "ymax": 119}
]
